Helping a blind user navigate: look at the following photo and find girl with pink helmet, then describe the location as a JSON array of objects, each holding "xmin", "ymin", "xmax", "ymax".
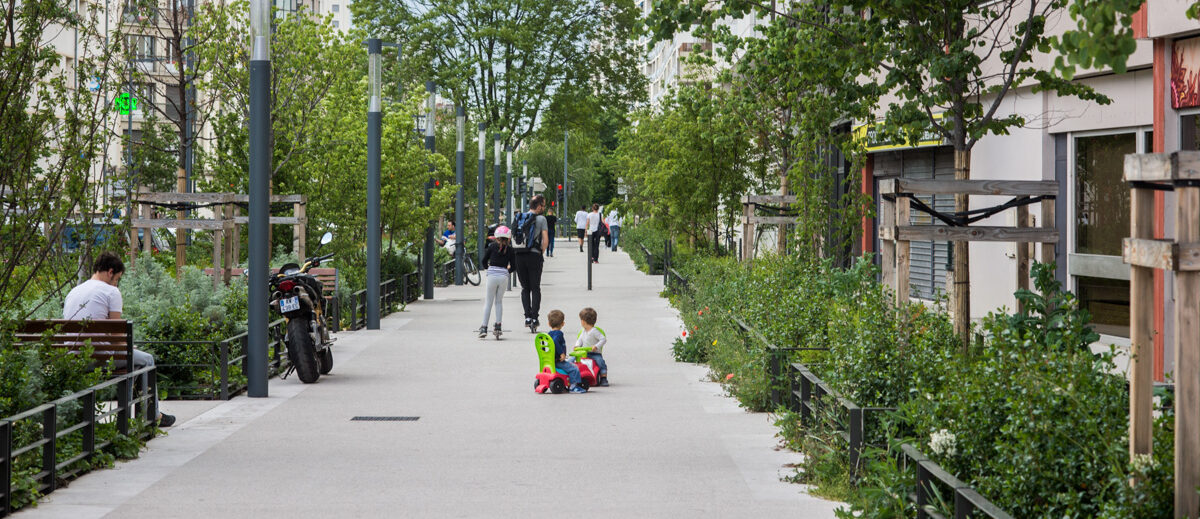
[{"xmin": 478, "ymin": 226, "xmax": 516, "ymax": 338}]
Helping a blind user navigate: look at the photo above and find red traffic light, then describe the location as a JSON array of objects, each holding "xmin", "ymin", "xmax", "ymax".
[
  {"xmin": 557, "ymin": 184, "xmax": 562, "ymax": 190},
  {"xmin": 551, "ymin": 201, "xmax": 555, "ymax": 206},
  {"xmin": 435, "ymin": 180, "xmax": 440, "ymax": 187}
]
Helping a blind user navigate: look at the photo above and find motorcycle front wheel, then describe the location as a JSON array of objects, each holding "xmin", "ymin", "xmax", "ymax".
[{"xmin": 287, "ymin": 318, "xmax": 320, "ymax": 383}]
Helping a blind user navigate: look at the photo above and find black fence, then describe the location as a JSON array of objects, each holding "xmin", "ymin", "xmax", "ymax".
[
  {"xmin": 347, "ymin": 278, "xmax": 401, "ymax": 331},
  {"xmin": 401, "ymin": 271, "xmax": 419, "ymax": 303},
  {"xmin": 669, "ymin": 267, "xmax": 1012, "ymax": 519},
  {"xmin": 138, "ymin": 318, "xmax": 293, "ymax": 400},
  {"xmin": 0, "ymin": 366, "xmax": 158, "ymax": 517}
]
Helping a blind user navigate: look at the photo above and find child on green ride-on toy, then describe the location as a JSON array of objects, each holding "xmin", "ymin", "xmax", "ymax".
[{"xmin": 548, "ymin": 310, "xmax": 586, "ymax": 393}]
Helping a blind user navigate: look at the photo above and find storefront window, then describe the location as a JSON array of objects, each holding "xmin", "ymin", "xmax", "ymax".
[{"xmin": 1073, "ymin": 132, "xmax": 1137, "ymax": 338}]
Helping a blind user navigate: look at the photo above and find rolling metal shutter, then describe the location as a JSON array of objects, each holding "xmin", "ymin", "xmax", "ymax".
[{"xmin": 873, "ymin": 147, "xmax": 953, "ymax": 300}]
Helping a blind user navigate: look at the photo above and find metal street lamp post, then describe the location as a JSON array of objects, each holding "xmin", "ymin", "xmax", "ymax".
[
  {"xmin": 477, "ymin": 123, "xmax": 487, "ymax": 262},
  {"xmin": 423, "ymin": 81, "xmax": 436, "ymax": 300},
  {"xmin": 247, "ymin": 0, "xmax": 271, "ymax": 397},
  {"xmin": 454, "ymin": 105, "xmax": 465, "ymax": 286},
  {"xmin": 365, "ymin": 38, "xmax": 382, "ymax": 329}
]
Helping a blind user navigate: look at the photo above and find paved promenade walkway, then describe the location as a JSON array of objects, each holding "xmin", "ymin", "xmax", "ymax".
[{"xmin": 19, "ymin": 240, "xmax": 840, "ymax": 518}]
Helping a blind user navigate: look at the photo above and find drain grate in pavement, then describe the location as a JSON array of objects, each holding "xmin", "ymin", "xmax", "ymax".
[{"xmin": 351, "ymin": 416, "xmax": 420, "ymax": 422}]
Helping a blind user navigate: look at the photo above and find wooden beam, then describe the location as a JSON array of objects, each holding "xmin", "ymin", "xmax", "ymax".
[
  {"xmin": 137, "ymin": 192, "xmax": 307, "ymax": 204},
  {"xmin": 740, "ymin": 195, "xmax": 798, "ymax": 204},
  {"xmin": 1040, "ymin": 199, "xmax": 1057, "ymax": 266},
  {"xmin": 1175, "ymin": 186, "xmax": 1200, "ymax": 518},
  {"xmin": 740, "ymin": 216, "xmax": 799, "ymax": 225},
  {"xmin": 878, "ymin": 226, "xmax": 895, "ymax": 241},
  {"xmin": 227, "ymin": 194, "xmax": 306, "ymax": 203},
  {"xmin": 880, "ymin": 189, "xmax": 896, "ymax": 293},
  {"xmin": 1179, "ymin": 243, "xmax": 1200, "ymax": 271},
  {"xmin": 294, "ymin": 202, "xmax": 306, "ymax": 259},
  {"xmin": 1123, "ymin": 238, "xmax": 1179, "ymax": 270},
  {"xmin": 131, "ymin": 218, "xmax": 233, "ymax": 230},
  {"xmin": 877, "ymin": 178, "xmax": 898, "ymax": 195},
  {"xmin": 894, "ymin": 178, "xmax": 1058, "ymax": 196},
  {"xmin": 1124, "ymin": 151, "xmax": 1200, "ymax": 182},
  {"xmin": 1129, "ymin": 187, "xmax": 1155, "ymax": 465},
  {"xmin": 895, "ymin": 226, "xmax": 1059, "ymax": 243},
  {"xmin": 136, "ymin": 192, "xmax": 231, "ymax": 203},
  {"xmin": 232, "ymin": 216, "xmax": 306, "ymax": 225}
]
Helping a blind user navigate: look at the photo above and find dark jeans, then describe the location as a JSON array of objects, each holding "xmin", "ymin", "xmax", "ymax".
[
  {"xmin": 555, "ymin": 360, "xmax": 581, "ymax": 385},
  {"xmin": 548, "ymin": 232, "xmax": 556, "ymax": 254},
  {"xmin": 587, "ymin": 352, "xmax": 607, "ymax": 375},
  {"xmin": 515, "ymin": 251, "xmax": 543, "ymax": 320},
  {"xmin": 590, "ymin": 232, "xmax": 602, "ymax": 262}
]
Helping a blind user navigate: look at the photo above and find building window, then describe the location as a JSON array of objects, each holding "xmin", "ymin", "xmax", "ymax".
[
  {"xmin": 1069, "ymin": 130, "xmax": 1150, "ymax": 338},
  {"xmin": 1075, "ymin": 133, "xmax": 1134, "ymax": 256},
  {"xmin": 332, "ymin": 3, "xmax": 338, "ymax": 11},
  {"xmin": 333, "ymin": 20, "xmax": 339, "ymax": 28},
  {"xmin": 125, "ymin": 34, "xmax": 155, "ymax": 61}
]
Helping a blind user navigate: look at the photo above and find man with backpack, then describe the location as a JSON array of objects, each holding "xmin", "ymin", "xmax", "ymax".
[{"xmin": 511, "ymin": 195, "xmax": 549, "ymax": 332}]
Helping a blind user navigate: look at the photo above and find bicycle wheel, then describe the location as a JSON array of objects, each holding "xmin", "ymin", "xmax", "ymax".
[{"xmin": 463, "ymin": 254, "xmax": 481, "ymax": 286}]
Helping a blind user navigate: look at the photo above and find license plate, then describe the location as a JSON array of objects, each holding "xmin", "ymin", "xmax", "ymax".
[{"xmin": 279, "ymin": 296, "xmax": 300, "ymax": 313}]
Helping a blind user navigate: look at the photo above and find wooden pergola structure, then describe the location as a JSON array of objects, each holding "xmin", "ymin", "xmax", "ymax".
[
  {"xmin": 740, "ymin": 194, "xmax": 799, "ymax": 261},
  {"xmin": 877, "ymin": 178, "xmax": 1058, "ymax": 312},
  {"xmin": 1122, "ymin": 151, "xmax": 1199, "ymax": 518},
  {"xmin": 129, "ymin": 190, "xmax": 307, "ymax": 286}
]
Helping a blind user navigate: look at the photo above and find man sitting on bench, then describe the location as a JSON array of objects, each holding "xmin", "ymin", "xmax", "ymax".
[{"xmin": 63, "ymin": 252, "xmax": 175, "ymax": 427}]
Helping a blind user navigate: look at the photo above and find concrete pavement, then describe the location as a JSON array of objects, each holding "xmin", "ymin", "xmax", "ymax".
[{"xmin": 18, "ymin": 239, "xmax": 841, "ymax": 518}]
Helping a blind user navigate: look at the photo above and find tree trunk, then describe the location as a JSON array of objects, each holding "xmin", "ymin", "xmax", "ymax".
[
  {"xmin": 176, "ymin": 166, "xmax": 186, "ymax": 277},
  {"xmin": 953, "ymin": 149, "xmax": 971, "ymax": 351},
  {"xmin": 777, "ymin": 167, "xmax": 789, "ymax": 253}
]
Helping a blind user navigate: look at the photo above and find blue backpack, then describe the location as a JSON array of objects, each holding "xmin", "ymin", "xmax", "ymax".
[{"xmin": 511, "ymin": 212, "xmax": 540, "ymax": 249}]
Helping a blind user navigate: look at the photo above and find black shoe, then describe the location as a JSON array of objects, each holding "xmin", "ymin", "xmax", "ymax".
[
  {"xmin": 478, "ymin": 326, "xmax": 488, "ymax": 338},
  {"xmin": 158, "ymin": 413, "xmax": 176, "ymax": 427},
  {"xmin": 598, "ymin": 378, "xmax": 609, "ymax": 387}
]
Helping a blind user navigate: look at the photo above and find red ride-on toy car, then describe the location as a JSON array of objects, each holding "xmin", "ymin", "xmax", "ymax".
[{"xmin": 533, "ymin": 333, "xmax": 598, "ymax": 393}]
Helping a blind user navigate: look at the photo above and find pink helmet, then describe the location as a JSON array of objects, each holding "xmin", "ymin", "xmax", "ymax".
[{"xmin": 494, "ymin": 226, "xmax": 511, "ymax": 239}]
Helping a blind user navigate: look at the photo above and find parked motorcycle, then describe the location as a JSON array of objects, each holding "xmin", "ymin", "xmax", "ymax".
[{"xmin": 269, "ymin": 232, "xmax": 335, "ymax": 383}]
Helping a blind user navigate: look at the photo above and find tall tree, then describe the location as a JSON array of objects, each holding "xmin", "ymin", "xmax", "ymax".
[
  {"xmin": 351, "ymin": 0, "xmax": 647, "ymax": 150},
  {"xmin": 1, "ymin": 0, "xmax": 122, "ymax": 314}
]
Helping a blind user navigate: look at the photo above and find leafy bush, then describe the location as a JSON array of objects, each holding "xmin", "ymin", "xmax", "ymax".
[{"xmin": 665, "ymin": 254, "xmax": 1172, "ymax": 516}]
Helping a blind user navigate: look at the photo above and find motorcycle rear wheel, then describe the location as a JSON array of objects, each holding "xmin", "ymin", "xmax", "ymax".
[{"xmin": 287, "ymin": 318, "xmax": 320, "ymax": 383}]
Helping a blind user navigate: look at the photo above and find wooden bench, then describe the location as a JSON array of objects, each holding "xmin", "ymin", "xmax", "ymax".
[{"xmin": 15, "ymin": 320, "xmax": 135, "ymax": 374}]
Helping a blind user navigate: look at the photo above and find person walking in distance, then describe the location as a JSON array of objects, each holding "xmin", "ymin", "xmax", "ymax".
[
  {"xmin": 586, "ymin": 203, "xmax": 602, "ymax": 264},
  {"xmin": 63, "ymin": 252, "xmax": 175, "ymax": 427},
  {"xmin": 574, "ymin": 205, "xmax": 588, "ymax": 252},
  {"xmin": 513, "ymin": 195, "xmax": 549, "ymax": 332},
  {"xmin": 545, "ymin": 208, "xmax": 558, "ymax": 258},
  {"xmin": 607, "ymin": 207, "xmax": 622, "ymax": 251}
]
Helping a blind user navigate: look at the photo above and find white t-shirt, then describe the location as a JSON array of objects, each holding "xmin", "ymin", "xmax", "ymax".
[
  {"xmin": 586, "ymin": 212, "xmax": 601, "ymax": 233},
  {"xmin": 607, "ymin": 211, "xmax": 621, "ymax": 227},
  {"xmin": 62, "ymin": 279, "xmax": 122, "ymax": 320},
  {"xmin": 574, "ymin": 210, "xmax": 588, "ymax": 229}
]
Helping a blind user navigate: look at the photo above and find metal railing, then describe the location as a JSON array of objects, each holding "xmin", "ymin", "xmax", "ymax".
[
  {"xmin": 437, "ymin": 259, "xmax": 456, "ymax": 286},
  {"xmin": 401, "ymin": 271, "xmax": 420, "ymax": 303},
  {"xmin": 898, "ymin": 443, "xmax": 1015, "ymax": 519},
  {"xmin": 347, "ymin": 278, "xmax": 401, "ymax": 331},
  {"xmin": 0, "ymin": 366, "xmax": 158, "ymax": 517},
  {"xmin": 137, "ymin": 318, "xmax": 293, "ymax": 400}
]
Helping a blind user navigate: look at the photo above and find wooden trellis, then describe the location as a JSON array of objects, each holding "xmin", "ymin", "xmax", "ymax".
[
  {"xmin": 741, "ymin": 194, "xmax": 799, "ymax": 261},
  {"xmin": 877, "ymin": 179, "xmax": 1058, "ymax": 309},
  {"xmin": 129, "ymin": 190, "xmax": 307, "ymax": 286},
  {"xmin": 1122, "ymin": 151, "xmax": 1200, "ymax": 518}
]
